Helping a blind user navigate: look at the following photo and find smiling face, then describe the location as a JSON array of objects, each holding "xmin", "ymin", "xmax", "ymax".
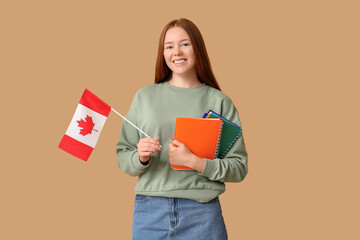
[{"xmin": 163, "ymin": 26, "xmax": 196, "ymax": 78}]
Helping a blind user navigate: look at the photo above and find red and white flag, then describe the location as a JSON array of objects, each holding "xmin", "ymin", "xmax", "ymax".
[{"xmin": 59, "ymin": 89, "xmax": 111, "ymax": 161}]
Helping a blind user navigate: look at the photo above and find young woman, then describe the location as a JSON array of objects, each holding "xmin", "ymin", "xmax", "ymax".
[{"xmin": 116, "ymin": 18, "xmax": 248, "ymax": 240}]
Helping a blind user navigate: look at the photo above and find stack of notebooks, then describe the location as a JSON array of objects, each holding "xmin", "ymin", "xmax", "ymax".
[
  {"xmin": 203, "ymin": 110, "xmax": 243, "ymax": 159},
  {"xmin": 172, "ymin": 110, "xmax": 242, "ymax": 170}
]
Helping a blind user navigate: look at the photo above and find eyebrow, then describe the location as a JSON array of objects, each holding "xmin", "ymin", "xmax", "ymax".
[{"xmin": 164, "ymin": 39, "xmax": 190, "ymax": 45}]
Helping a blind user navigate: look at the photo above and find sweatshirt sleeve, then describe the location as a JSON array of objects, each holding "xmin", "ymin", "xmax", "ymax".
[
  {"xmin": 116, "ymin": 92, "xmax": 151, "ymax": 176},
  {"xmin": 199, "ymin": 96, "xmax": 248, "ymax": 182}
]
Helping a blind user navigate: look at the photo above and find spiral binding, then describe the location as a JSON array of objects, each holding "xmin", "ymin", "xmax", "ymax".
[
  {"xmin": 219, "ymin": 131, "xmax": 242, "ymax": 159},
  {"xmin": 213, "ymin": 120, "xmax": 224, "ymax": 159}
]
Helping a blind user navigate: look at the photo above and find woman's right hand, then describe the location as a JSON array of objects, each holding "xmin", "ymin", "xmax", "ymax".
[{"xmin": 137, "ymin": 137, "xmax": 161, "ymax": 163}]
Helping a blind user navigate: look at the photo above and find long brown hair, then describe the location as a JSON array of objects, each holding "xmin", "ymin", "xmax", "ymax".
[{"xmin": 154, "ymin": 18, "xmax": 221, "ymax": 91}]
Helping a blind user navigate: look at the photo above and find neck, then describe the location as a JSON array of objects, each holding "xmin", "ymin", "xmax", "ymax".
[{"xmin": 168, "ymin": 71, "xmax": 201, "ymax": 88}]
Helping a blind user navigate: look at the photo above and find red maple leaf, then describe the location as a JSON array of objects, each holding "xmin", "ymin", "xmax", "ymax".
[{"xmin": 77, "ymin": 115, "xmax": 98, "ymax": 136}]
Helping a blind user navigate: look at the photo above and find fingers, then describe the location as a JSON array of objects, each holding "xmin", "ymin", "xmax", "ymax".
[
  {"xmin": 139, "ymin": 142, "xmax": 161, "ymax": 152},
  {"xmin": 138, "ymin": 137, "xmax": 161, "ymax": 163},
  {"xmin": 140, "ymin": 137, "xmax": 159, "ymax": 144},
  {"xmin": 169, "ymin": 138, "xmax": 184, "ymax": 147},
  {"xmin": 137, "ymin": 137, "xmax": 162, "ymax": 153},
  {"xmin": 168, "ymin": 143, "xmax": 177, "ymax": 152}
]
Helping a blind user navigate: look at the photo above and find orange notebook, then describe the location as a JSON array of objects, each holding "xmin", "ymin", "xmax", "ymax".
[{"xmin": 171, "ymin": 118, "xmax": 223, "ymax": 170}]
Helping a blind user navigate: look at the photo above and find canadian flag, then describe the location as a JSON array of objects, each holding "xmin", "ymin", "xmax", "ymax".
[{"xmin": 59, "ymin": 89, "xmax": 111, "ymax": 161}]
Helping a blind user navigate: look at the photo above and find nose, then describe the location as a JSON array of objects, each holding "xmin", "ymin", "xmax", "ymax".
[{"xmin": 173, "ymin": 46, "xmax": 182, "ymax": 56}]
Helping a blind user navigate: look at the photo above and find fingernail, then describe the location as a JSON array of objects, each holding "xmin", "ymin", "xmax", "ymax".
[{"xmin": 169, "ymin": 138, "xmax": 174, "ymax": 141}]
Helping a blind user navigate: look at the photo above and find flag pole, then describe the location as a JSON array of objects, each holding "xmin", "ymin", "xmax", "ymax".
[
  {"xmin": 111, "ymin": 108, "xmax": 151, "ymax": 138},
  {"xmin": 111, "ymin": 108, "xmax": 162, "ymax": 148}
]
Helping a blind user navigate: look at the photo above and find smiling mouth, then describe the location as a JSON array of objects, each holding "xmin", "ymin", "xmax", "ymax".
[{"xmin": 173, "ymin": 59, "xmax": 187, "ymax": 64}]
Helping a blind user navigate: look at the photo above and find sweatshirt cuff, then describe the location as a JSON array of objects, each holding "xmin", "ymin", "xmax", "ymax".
[
  {"xmin": 131, "ymin": 151, "xmax": 151, "ymax": 172},
  {"xmin": 198, "ymin": 159, "xmax": 218, "ymax": 177}
]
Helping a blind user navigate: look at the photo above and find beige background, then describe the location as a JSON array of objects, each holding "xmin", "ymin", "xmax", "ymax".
[{"xmin": 1, "ymin": 0, "xmax": 359, "ymax": 239}]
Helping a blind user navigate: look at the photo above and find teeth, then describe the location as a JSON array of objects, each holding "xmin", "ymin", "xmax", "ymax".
[{"xmin": 174, "ymin": 60, "xmax": 185, "ymax": 64}]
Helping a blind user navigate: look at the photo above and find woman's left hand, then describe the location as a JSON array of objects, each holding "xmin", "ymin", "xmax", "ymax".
[{"xmin": 168, "ymin": 139, "xmax": 206, "ymax": 172}]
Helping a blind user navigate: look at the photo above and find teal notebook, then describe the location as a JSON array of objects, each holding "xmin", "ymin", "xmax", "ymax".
[{"xmin": 203, "ymin": 110, "xmax": 242, "ymax": 158}]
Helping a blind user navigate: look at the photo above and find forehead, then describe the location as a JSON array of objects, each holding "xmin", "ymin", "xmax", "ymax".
[{"xmin": 164, "ymin": 27, "xmax": 190, "ymax": 43}]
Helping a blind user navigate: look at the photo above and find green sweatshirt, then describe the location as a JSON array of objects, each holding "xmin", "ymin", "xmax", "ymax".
[{"xmin": 116, "ymin": 81, "xmax": 248, "ymax": 203}]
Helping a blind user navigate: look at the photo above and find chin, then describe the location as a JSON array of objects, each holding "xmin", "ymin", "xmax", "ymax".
[{"xmin": 173, "ymin": 71, "xmax": 190, "ymax": 76}]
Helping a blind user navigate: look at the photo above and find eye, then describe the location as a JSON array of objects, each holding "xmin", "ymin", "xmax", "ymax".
[
  {"xmin": 165, "ymin": 45, "xmax": 173, "ymax": 49},
  {"xmin": 182, "ymin": 43, "xmax": 190, "ymax": 47}
]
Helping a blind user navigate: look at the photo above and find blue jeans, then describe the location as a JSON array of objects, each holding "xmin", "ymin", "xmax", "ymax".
[{"xmin": 132, "ymin": 195, "xmax": 228, "ymax": 240}]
